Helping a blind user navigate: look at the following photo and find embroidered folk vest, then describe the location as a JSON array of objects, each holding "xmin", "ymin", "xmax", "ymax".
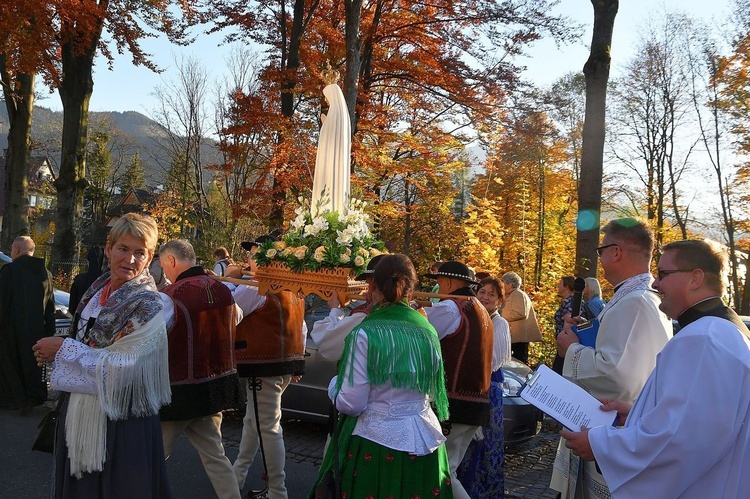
[
  {"xmin": 235, "ymin": 290, "xmax": 306, "ymax": 377},
  {"xmin": 161, "ymin": 273, "xmax": 241, "ymax": 420},
  {"xmin": 439, "ymin": 296, "xmax": 493, "ymax": 426}
]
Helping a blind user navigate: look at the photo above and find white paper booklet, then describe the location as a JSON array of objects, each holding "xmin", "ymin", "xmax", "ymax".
[{"xmin": 519, "ymin": 364, "xmax": 617, "ymax": 431}]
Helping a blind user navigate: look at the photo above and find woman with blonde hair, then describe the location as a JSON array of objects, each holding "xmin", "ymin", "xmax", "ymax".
[
  {"xmin": 33, "ymin": 213, "xmax": 172, "ymax": 498},
  {"xmin": 584, "ymin": 277, "xmax": 606, "ymax": 317}
]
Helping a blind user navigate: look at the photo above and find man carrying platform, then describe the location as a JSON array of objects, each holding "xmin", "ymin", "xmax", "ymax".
[{"xmin": 423, "ymin": 260, "xmax": 494, "ymax": 499}]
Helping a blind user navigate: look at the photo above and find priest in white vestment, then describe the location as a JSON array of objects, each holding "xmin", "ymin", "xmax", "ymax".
[
  {"xmin": 562, "ymin": 239, "xmax": 750, "ymax": 499},
  {"xmin": 551, "ymin": 218, "xmax": 672, "ymax": 499}
]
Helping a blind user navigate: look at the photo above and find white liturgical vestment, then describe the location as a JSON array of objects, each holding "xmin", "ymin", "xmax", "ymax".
[
  {"xmin": 588, "ymin": 315, "xmax": 750, "ymax": 498},
  {"xmin": 551, "ymin": 273, "xmax": 672, "ymax": 499}
]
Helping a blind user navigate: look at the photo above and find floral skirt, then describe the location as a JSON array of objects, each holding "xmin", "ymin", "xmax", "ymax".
[
  {"xmin": 456, "ymin": 379, "xmax": 505, "ymax": 498},
  {"xmin": 339, "ymin": 435, "xmax": 453, "ymax": 499}
]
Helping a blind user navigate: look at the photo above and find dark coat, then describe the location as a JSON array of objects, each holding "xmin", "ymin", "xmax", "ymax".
[
  {"xmin": 0, "ymin": 255, "xmax": 55, "ymax": 408},
  {"xmin": 69, "ymin": 246, "xmax": 105, "ymax": 314}
]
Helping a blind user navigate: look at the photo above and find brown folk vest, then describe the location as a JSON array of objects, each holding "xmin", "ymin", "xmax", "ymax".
[
  {"xmin": 439, "ymin": 296, "xmax": 493, "ymax": 426},
  {"xmin": 235, "ymin": 290, "xmax": 305, "ymax": 377}
]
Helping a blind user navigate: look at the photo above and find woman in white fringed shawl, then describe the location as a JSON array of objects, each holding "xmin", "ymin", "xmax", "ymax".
[{"xmin": 33, "ymin": 213, "xmax": 173, "ymax": 498}]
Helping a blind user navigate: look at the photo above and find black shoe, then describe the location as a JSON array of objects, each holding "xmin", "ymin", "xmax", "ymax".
[{"xmin": 246, "ymin": 488, "xmax": 268, "ymax": 499}]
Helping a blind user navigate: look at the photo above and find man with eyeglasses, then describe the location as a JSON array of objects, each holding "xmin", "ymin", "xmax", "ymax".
[
  {"xmin": 550, "ymin": 218, "xmax": 672, "ymax": 499},
  {"xmin": 561, "ymin": 239, "xmax": 750, "ymax": 497}
]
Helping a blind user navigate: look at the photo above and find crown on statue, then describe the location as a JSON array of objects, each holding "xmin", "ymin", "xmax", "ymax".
[{"xmin": 321, "ymin": 61, "xmax": 340, "ymax": 85}]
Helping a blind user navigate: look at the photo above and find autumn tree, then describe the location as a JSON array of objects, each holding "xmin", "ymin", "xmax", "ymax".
[
  {"xmin": 712, "ymin": 0, "xmax": 750, "ymax": 311},
  {"xmin": 470, "ymin": 109, "xmax": 579, "ymax": 367},
  {"xmin": 40, "ymin": 0, "xmax": 195, "ymax": 269},
  {"xmin": 0, "ymin": 2, "xmax": 56, "ymax": 249},
  {"xmin": 213, "ymin": 47, "xmax": 283, "ymax": 246},
  {"xmin": 576, "ymin": 0, "xmax": 619, "ymax": 276},
  {"xmin": 208, "ymin": 0, "xmax": 575, "ymax": 234}
]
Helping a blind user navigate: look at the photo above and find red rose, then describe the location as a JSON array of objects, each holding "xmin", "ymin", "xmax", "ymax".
[
  {"xmin": 364, "ymin": 453, "xmax": 372, "ymax": 461},
  {"xmin": 385, "ymin": 453, "xmax": 394, "ymax": 462}
]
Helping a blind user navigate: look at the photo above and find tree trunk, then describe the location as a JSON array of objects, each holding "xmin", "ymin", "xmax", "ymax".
[
  {"xmin": 0, "ymin": 57, "xmax": 34, "ymax": 250},
  {"xmin": 575, "ymin": 0, "xmax": 618, "ymax": 276},
  {"xmin": 52, "ymin": 23, "xmax": 102, "ymax": 270},
  {"xmin": 270, "ymin": 0, "xmax": 310, "ymax": 229},
  {"xmin": 344, "ymin": 0, "xmax": 363, "ymax": 141}
]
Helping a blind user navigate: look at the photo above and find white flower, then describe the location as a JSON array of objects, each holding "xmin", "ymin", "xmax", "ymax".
[
  {"xmin": 354, "ymin": 255, "xmax": 365, "ymax": 266},
  {"xmin": 290, "ymin": 214, "xmax": 306, "ymax": 232},
  {"xmin": 336, "ymin": 229, "xmax": 354, "ymax": 245},
  {"xmin": 312, "ymin": 216, "xmax": 329, "ymax": 232},
  {"xmin": 266, "ymin": 248, "xmax": 277, "ymax": 258}
]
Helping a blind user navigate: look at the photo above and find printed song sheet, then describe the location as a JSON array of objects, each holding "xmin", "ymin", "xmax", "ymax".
[{"xmin": 519, "ymin": 364, "xmax": 617, "ymax": 431}]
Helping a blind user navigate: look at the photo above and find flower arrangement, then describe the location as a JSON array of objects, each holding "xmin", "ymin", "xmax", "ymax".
[{"xmin": 254, "ymin": 196, "xmax": 385, "ymax": 274}]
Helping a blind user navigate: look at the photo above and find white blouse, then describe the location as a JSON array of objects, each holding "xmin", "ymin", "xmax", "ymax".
[{"xmin": 329, "ymin": 329, "xmax": 446, "ymax": 456}]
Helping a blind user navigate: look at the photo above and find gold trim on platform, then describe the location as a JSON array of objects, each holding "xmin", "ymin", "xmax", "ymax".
[{"xmin": 254, "ymin": 262, "xmax": 369, "ymax": 304}]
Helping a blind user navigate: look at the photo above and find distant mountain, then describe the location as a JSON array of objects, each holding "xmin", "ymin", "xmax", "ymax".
[{"xmin": 0, "ymin": 106, "xmax": 221, "ymax": 186}]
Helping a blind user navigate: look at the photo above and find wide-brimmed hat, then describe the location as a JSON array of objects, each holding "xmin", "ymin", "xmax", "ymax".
[
  {"xmin": 240, "ymin": 234, "xmax": 277, "ymax": 251},
  {"xmin": 355, "ymin": 254, "xmax": 385, "ymax": 281},
  {"xmin": 423, "ymin": 260, "xmax": 480, "ymax": 284}
]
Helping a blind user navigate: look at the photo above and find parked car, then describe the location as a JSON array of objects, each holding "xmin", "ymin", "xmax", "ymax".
[
  {"xmin": 54, "ymin": 289, "xmax": 73, "ymax": 336},
  {"xmin": 0, "ymin": 250, "xmax": 73, "ymax": 336},
  {"xmin": 281, "ymin": 304, "xmax": 543, "ymax": 446}
]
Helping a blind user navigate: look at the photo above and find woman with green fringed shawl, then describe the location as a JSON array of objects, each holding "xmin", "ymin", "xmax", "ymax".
[{"xmin": 310, "ymin": 254, "xmax": 453, "ymax": 498}]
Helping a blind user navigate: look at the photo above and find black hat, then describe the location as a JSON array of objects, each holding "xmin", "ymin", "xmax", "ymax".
[
  {"xmin": 241, "ymin": 234, "xmax": 277, "ymax": 251},
  {"xmin": 355, "ymin": 254, "xmax": 385, "ymax": 281},
  {"xmin": 423, "ymin": 260, "xmax": 480, "ymax": 284}
]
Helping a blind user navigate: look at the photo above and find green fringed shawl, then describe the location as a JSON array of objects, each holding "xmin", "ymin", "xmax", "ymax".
[
  {"xmin": 309, "ymin": 302, "xmax": 449, "ymax": 498},
  {"xmin": 334, "ymin": 301, "xmax": 449, "ymax": 421}
]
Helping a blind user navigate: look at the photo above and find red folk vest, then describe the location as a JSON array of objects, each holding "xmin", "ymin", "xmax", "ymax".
[
  {"xmin": 160, "ymin": 273, "xmax": 242, "ymax": 420},
  {"xmin": 439, "ymin": 296, "xmax": 493, "ymax": 426},
  {"xmin": 235, "ymin": 290, "xmax": 306, "ymax": 377}
]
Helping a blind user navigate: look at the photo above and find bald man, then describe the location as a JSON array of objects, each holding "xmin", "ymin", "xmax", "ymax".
[{"xmin": 0, "ymin": 236, "xmax": 55, "ymax": 414}]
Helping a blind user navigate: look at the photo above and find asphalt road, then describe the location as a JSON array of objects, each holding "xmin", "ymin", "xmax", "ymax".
[
  {"xmin": 1, "ymin": 404, "xmax": 559, "ymax": 499},
  {"xmin": 0, "ymin": 404, "xmax": 323, "ymax": 499}
]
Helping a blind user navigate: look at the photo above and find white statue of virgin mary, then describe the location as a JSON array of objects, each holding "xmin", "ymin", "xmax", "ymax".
[{"xmin": 311, "ymin": 78, "xmax": 351, "ymax": 216}]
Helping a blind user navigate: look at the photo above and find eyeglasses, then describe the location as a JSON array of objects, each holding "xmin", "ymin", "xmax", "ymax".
[
  {"xmin": 596, "ymin": 243, "xmax": 618, "ymax": 256},
  {"xmin": 656, "ymin": 269, "xmax": 694, "ymax": 281}
]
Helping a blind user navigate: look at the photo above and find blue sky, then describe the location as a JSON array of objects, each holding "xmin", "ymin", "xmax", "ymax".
[{"xmin": 36, "ymin": 0, "xmax": 731, "ymax": 115}]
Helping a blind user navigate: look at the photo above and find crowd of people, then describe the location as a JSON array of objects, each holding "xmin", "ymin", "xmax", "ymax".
[{"xmin": 1, "ymin": 213, "xmax": 749, "ymax": 498}]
